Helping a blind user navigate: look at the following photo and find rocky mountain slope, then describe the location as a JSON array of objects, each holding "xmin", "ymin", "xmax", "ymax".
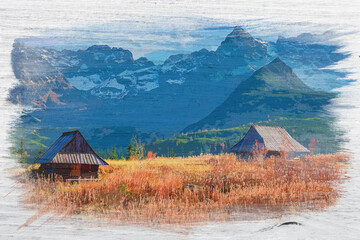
[
  {"xmin": 183, "ymin": 58, "xmax": 335, "ymax": 132},
  {"xmin": 10, "ymin": 26, "xmax": 270, "ymax": 134}
]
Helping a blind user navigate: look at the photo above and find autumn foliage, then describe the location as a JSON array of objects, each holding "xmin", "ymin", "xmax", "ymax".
[
  {"xmin": 145, "ymin": 151, "xmax": 157, "ymax": 159},
  {"xmin": 22, "ymin": 153, "xmax": 349, "ymax": 225}
]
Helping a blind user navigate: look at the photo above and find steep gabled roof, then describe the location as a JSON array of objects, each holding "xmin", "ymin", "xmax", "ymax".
[
  {"xmin": 36, "ymin": 130, "xmax": 108, "ymax": 165},
  {"xmin": 37, "ymin": 131, "xmax": 77, "ymax": 164},
  {"xmin": 230, "ymin": 125, "xmax": 310, "ymax": 154}
]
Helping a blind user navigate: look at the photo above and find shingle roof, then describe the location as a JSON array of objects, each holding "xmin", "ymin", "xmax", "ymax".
[
  {"xmin": 230, "ymin": 125, "xmax": 310, "ymax": 154},
  {"xmin": 36, "ymin": 130, "xmax": 108, "ymax": 165},
  {"xmin": 51, "ymin": 153, "xmax": 107, "ymax": 165},
  {"xmin": 37, "ymin": 131, "xmax": 77, "ymax": 164}
]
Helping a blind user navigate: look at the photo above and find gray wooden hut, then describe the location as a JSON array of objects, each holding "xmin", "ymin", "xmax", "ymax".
[
  {"xmin": 37, "ymin": 130, "xmax": 108, "ymax": 179},
  {"xmin": 230, "ymin": 125, "xmax": 310, "ymax": 159}
]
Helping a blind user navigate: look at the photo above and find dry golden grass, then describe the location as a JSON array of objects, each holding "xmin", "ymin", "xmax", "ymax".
[{"xmin": 21, "ymin": 153, "xmax": 349, "ymax": 225}]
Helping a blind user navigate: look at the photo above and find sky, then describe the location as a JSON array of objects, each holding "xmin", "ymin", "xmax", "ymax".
[{"xmin": 14, "ymin": 15, "xmax": 349, "ymax": 64}]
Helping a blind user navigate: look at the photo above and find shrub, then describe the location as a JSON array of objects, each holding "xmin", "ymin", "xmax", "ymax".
[{"xmin": 145, "ymin": 151, "xmax": 157, "ymax": 159}]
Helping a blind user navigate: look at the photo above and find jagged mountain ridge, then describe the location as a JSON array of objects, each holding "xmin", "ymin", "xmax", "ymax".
[
  {"xmin": 9, "ymin": 26, "xmax": 346, "ymax": 156},
  {"xmin": 10, "ymin": 26, "xmax": 269, "ymax": 105},
  {"xmin": 11, "ymin": 42, "xmax": 158, "ymax": 104},
  {"xmin": 11, "ymin": 26, "xmax": 271, "ymax": 137}
]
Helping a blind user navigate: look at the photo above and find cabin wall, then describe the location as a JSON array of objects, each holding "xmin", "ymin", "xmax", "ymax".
[
  {"xmin": 39, "ymin": 163, "xmax": 72, "ymax": 179},
  {"xmin": 235, "ymin": 150, "xmax": 308, "ymax": 161},
  {"xmin": 267, "ymin": 151, "xmax": 281, "ymax": 157},
  {"xmin": 235, "ymin": 150, "xmax": 280, "ymax": 161},
  {"xmin": 234, "ymin": 152, "xmax": 248, "ymax": 161},
  {"xmin": 40, "ymin": 163, "xmax": 99, "ymax": 180},
  {"xmin": 81, "ymin": 165, "xmax": 99, "ymax": 178}
]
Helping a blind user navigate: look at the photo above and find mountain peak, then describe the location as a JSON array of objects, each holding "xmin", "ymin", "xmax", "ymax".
[
  {"xmin": 266, "ymin": 57, "xmax": 291, "ymax": 71},
  {"xmin": 84, "ymin": 45, "xmax": 134, "ymax": 62},
  {"xmin": 248, "ymin": 57, "xmax": 312, "ymax": 91},
  {"xmin": 226, "ymin": 26, "xmax": 253, "ymax": 40},
  {"xmin": 86, "ymin": 45, "xmax": 112, "ymax": 52},
  {"xmin": 270, "ymin": 57, "xmax": 283, "ymax": 64},
  {"xmin": 216, "ymin": 26, "xmax": 268, "ymax": 59}
]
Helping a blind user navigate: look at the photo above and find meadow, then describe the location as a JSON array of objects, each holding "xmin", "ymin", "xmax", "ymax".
[
  {"xmin": 147, "ymin": 117, "xmax": 344, "ymax": 158},
  {"xmin": 22, "ymin": 153, "xmax": 349, "ymax": 225}
]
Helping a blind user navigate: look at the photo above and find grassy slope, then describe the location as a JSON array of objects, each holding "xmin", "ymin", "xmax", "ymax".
[
  {"xmin": 183, "ymin": 58, "xmax": 335, "ymax": 133},
  {"xmin": 147, "ymin": 117, "xmax": 343, "ymax": 157}
]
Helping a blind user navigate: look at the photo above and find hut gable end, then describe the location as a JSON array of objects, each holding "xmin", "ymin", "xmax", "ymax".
[
  {"xmin": 60, "ymin": 132, "xmax": 95, "ymax": 154},
  {"xmin": 230, "ymin": 126, "xmax": 264, "ymax": 153},
  {"xmin": 230, "ymin": 125, "xmax": 310, "ymax": 156},
  {"xmin": 37, "ymin": 130, "xmax": 108, "ymax": 165}
]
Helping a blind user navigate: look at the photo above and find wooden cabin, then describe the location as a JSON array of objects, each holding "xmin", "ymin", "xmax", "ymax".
[
  {"xmin": 229, "ymin": 125, "xmax": 310, "ymax": 159},
  {"xmin": 37, "ymin": 130, "xmax": 108, "ymax": 179}
]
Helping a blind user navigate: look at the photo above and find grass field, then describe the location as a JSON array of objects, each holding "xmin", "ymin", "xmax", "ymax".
[
  {"xmin": 147, "ymin": 117, "xmax": 344, "ymax": 157},
  {"xmin": 22, "ymin": 153, "xmax": 349, "ymax": 225}
]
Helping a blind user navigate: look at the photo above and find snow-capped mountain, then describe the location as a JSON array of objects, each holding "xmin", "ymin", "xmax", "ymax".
[
  {"xmin": 9, "ymin": 26, "xmax": 349, "ymax": 155},
  {"xmin": 11, "ymin": 43, "xmax": 160, "ymax": 103}
]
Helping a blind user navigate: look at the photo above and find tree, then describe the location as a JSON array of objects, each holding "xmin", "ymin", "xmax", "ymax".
[
  {"xmin": 220, "ymin": 142, "xmax": 225, "ymax": 153},
  {"xmin": 36, "ymin": 146, "xmax": 44, "ymax": 160},
  {"xmin": 17, "ymin": 137, "xmax": 27, "ymax": 163},
  {"xmin": 250, "ymin": 140, "xmax": 268, "ymax": 167},
  {"xmin": 309, "ymin": 137, "xmax": 319, "ymax": 155},
  {"xmin": 151, "ymin": 137, "xmax": 159, "ymax": 144},
  {"xmin": 110, "ymin": 145, "xmax": 119, "ymax": 160},
  {"xmin": 127, "ymin": 136, "xmax": 145, "ymax": 161}
]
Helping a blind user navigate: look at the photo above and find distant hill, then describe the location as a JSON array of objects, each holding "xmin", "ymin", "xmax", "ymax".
[
  {"xmin": 183, "ymin": 58, "xmax": 335, "ymax": 133},
  {"xmin": 147, "ymin": 117, "xmax": 343, "ymax": 157},
  {"xmin": 272, "ymin": 31, "xmax": 350, "ymax": 91}
]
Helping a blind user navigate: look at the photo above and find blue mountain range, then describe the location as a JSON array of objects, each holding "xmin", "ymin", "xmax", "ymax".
[{"xmin": 9, "ymin": 26, "xmax": 349, "ymax": 158}]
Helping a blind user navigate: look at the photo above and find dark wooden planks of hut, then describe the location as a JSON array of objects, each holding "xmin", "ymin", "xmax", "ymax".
[
  {"xmin": 229, "ymin": 124, "xmax": 310, "ymax": 160},
  {"xmin": 36, "ymin": 130, "xmax": 108, "ymax": 180}
]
